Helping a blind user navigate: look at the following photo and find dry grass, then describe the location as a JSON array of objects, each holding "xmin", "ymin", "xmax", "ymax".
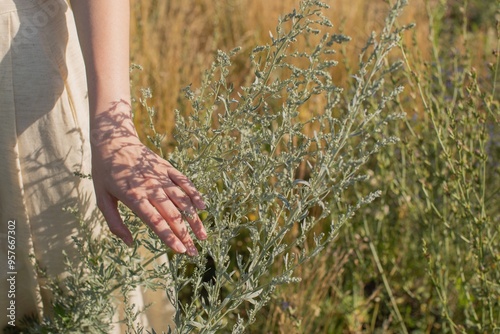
[
  {"xmin": 254, "ymin": 247, "xmax": 354, "ymax": 333},
  {"xmin": 126, "ymin": 2, "xmax": 498, "ymax": 332},
  {"xmin": 129, "ymin": 0, "xmax": 434, "ymax": 142}
]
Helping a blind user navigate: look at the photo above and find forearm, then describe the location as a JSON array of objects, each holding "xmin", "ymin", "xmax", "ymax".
[
  {"xmin": 71, "ymin": 0, "xmax": 132, "ymax": 131},
  {"xmin": 70, "ymin": 0, "xmax": 206, "ymax": 254}
]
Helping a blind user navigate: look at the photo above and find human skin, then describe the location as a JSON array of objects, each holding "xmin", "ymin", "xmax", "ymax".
[{"xmin": 71, "ymin": 0, "xmax": 206, "ymax": 256}]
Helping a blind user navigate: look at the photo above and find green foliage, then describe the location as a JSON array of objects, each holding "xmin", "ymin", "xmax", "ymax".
[
  {"xmin": 401, "ymin": 4, "xmax": 500, "ymax": 331},
  {"xmin": 16, "ymin": 0, "xmax": 499, "ymax": 333},
  {"xmin": 165, "ymin": 0, "xmax": 410, "ymax": 332},
  {"xmin": 303, "ymin": 0, "xmax": 499, "ymax": 333}
]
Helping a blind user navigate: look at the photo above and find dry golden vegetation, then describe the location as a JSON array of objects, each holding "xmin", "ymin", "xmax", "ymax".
[
  {"xmin": 129, "ymin": 0, "xmax": 438, "ymax": 140},
  {"xmin": 123, "ymin": 1, "xmax": 499, "ymax": 333},
  {"xmin": 11, "ymin": 1, "xmax": 498, "ymax": 333}
]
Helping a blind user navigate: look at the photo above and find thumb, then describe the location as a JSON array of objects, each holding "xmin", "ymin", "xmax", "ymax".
[{"xmin": 97, "ymin": 192, "xmax": 134, "ymax": 247}]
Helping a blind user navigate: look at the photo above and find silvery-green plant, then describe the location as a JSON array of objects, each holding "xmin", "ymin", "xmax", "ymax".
[
  {"xmin": 16, "ymin": 1, "xmax": 413, "ymax": 333},
  {"xmin": 163, "ymin": 0, "xmax": 410, "ymax": 332}
]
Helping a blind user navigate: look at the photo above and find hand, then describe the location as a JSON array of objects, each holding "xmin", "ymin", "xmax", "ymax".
[{"xmin": 90, "ymin": 107, "xmax": 206, "ymax": 256}]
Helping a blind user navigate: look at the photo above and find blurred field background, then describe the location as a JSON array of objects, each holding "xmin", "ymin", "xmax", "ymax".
[
  {"xmin": 129, "ymin": 0, "xmax": 499, "ymax": 333},
  {"xmin": 129, "ymin": 0, "xmax": 496, "ymax": 139}
]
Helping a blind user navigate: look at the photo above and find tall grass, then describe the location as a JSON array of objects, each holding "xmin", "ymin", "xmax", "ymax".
[
  {"xmin": 14, "ymin": 0, "xmax": 498, "ymax": 333},
  {"xmin": 129, "ymin": 0, "xmax": 434, "ymax": 141},
  {"xmin": 249, "ymin": 1, "xmax": 499, "ymax": 333},
  {"xmin": 135, "ymin": 0, "xmax": 499, "ymax": 332}
]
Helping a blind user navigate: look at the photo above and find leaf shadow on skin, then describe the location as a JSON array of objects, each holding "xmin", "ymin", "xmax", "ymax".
[{"xmin": 90, "ymin": 100, "xmax": 207, "ymax": 257}]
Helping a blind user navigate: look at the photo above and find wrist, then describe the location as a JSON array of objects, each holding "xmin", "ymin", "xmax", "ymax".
[{"xmin": 89, "ymin": 100, "xmax": 139, "ymax": 147}]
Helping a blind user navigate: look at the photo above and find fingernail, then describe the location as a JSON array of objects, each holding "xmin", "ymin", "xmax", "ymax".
[
  {"xmin": 187, "ymin": 245, "xmax": 199, "ymax": 256},
  {"xmin": 124, "ymin": 236, "xmax": 134, "ymax": 247},
  {"xmin": 199, "ymin": 229, "xmax": 208, "ymax": 240},
  {"xmin": 197, "ymin": 198, "xmax": 206, "ymax": 210},
  {"xmin": 177, "ymin": 244, "xmax": 187, "ymax": 253}
]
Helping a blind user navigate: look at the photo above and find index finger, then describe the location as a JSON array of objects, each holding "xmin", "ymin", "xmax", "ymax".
[
  {"xmin": 166, "ymin": 167, "xmax": 206, "ymax": 210},
  {"xmin": 123, "ymin": 197, "xmax": 187, "ymax": 254}
]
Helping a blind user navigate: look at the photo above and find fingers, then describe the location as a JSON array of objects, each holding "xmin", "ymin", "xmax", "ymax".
[
  {"xmin": 149, "ymin": 196, "xmax": 200, "ymax": 256},
  {"xmin": 105, "ymin": 177, "xmax": 205, "ymax": 256},
  {"xmin": 167, "ymin": 167, "xmax": 206, "ymax": 210},
  {"xmin": 162, "ymin": 182, "xmax": 207, "ymax": 241},
  {"xmin": 96, "ymin": 192, "xmax": 134, "ymax": 247},
  {"xmin": 122, "ymin": 196, "xmax": 191, "ymax": 255},
  {"xmin": 95, "ymin": 147, "xmax": 207, "ymax": 256},
  {"xmin": 179, "ymin": 207, "xmax": 207, "ymax": 241}
]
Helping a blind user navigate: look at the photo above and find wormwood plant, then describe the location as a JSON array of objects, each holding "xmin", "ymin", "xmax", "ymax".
[
  {"xmin": 166, "ymin": 0, "xmax": 412, "ymax": 332},
  {"xmin": 17, "ymin": 1, "xmax": 413, "ymax": 333}
]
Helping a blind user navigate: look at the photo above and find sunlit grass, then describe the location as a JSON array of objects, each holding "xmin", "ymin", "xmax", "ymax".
[
  {"xmin": 124, "ymin": 1, "xmax": 499, "ymax": 333},
  {"xmin": 14, "ymin": 1, "xmax": 498, "ymax": 333}
]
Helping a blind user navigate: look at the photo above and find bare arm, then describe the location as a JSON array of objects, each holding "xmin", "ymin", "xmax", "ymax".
[{"xmin": 71, "ymin": 0, "xmax": 206, "ymax": 256}]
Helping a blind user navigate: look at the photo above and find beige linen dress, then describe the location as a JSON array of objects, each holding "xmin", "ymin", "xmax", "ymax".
[{"xmin": 0, "ymin": 0, "xmax": 174, "ymax": 332}]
